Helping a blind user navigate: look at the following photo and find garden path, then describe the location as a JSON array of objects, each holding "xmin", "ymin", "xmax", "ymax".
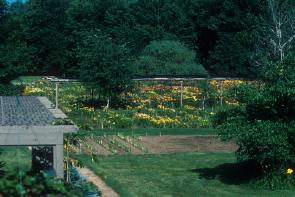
[{"xmin": 77, "ymin": 167, "xmax": 119, "ymax": 197}]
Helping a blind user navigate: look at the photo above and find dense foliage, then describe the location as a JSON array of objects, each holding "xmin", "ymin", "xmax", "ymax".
[
  {"xmin": 0, "ymin": 172, "xmax": 83, "ymax": 196},
  {"xmin": 135, "ymin": 40, "xmax": 207, "ymax": 76},
  {"xmin": 215, "ymin": 57, "xmax": 295, "ymax": 188},
  {"xmin": 76, "ymin": 29, "xmax": 132, "ymax": 100},
  {"xmin": 2, "ymin": 0, "xmax": 293, "ymax": 82},
  {"xmin": 0, "ymin": 150, "xmax": 4, "ymax": 178}
]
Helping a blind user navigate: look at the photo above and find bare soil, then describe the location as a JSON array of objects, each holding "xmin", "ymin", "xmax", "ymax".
[
  {"xmin": 141, "ymin": 135, "xmax": 237, "ymax": 154},
  {"xmin": 80, "ymin": 135, "xmax": 237, "ymax": 155}
]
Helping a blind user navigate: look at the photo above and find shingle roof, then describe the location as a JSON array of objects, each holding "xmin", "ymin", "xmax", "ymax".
[{"xmin": 0, "ymin": 96, "xmax": 55, "ymax": 126}]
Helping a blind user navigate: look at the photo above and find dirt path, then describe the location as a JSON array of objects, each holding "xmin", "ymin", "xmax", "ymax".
[{"xmin": 77, "ymin": 167, "xmax": 119, "ymax": 197}]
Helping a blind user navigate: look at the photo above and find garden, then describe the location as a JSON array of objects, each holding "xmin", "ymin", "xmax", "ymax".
[
  {"xmin": 7, "ymin": 69, "xmax": 295, "ymax": 196},
  {"xmin": 1, "ymin": 0, "xmax": 295, "ymax": 196}
]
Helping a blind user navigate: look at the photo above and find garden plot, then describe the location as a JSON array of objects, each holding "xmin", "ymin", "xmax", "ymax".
[
  {"xmin": 76, "ymin": 135, "xmax": 143, "ymax": 155},
  {"xmin": 141, "ymin": 135, "xmax": 237, "ymax": 154},
  {"xmin": 73, "ymin": 135, "xmax": 237, "ymax": 156}
]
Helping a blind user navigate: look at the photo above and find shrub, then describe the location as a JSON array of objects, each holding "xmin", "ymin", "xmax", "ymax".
[
  {"xmin": 224, "ymin": 82, "xmax": 260, "ymax": 105},
  {"xmin": 135, "ymin": 40, "xmax": 208, "ymax": 76},
  {"xmin": 211, "ymin": 106, "xmax": 246, "ymax": 128},
  {"xmin": 215, "ymin": 57, "xmax": 295, "ymax": 189},
  {"xmin": 0, "ymin": 172, "xmax": 82, "ymax": 196}
]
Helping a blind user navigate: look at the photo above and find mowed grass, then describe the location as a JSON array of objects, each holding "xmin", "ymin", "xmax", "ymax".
[
  {"xmin": 76, "ymin": 128, "xmax": 216, "ymax": 137},
  {"xmin": 76, "ymin": 153, "xmax": 295, "ymax": 197},
  {"xmin": 1, "ymin": 146, "xmax": 31, "ymax": 175},
  {"xmin": 11, "ymin": 76, "xmax": 43, "ymax": 85}
]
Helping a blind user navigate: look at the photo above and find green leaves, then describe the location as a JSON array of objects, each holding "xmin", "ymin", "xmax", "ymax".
[
  {"xmin": 135, "ymin": 40, "xmax": 208, "ymax": 76},
  {"xmin": 76, "ymin": 29, "xmax": 133, "ymax": 99},
  {"xmin": 0, "ymin": 150, "xmax": 5, "ymax": 178},
  {"xmin": 215, "ymin": 57, "xmax": 295, "ymax": 188},
  {"xmin": 0, "ymin": 41, "xmax": 32, "ymax": 84}
]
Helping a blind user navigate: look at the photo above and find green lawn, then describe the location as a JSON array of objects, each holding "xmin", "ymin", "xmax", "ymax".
[
  {"xmin": 11, "ymin": 76, "xmax": 43, "ymax": 85},
  {"xmin": 75, "ymin": 128, "xmax": 216, "ymax": 137},
  {"xmin": 76, "ymin": 153, "xmax": 295, "ymax": 197}
]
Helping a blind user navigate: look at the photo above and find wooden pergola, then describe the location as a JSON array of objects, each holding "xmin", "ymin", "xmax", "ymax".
[{"xmin": 0, "ymin": 96, "xmax": 78, "ymax": 179}]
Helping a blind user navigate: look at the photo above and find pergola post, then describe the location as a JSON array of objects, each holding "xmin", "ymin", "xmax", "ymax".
[{"xmin": 53, "ymin": 143, "xmax": 64, "ymax": 180}]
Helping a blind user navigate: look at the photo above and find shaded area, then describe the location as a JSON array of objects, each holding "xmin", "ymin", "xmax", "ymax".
[
  {"xmin": 191, "ymin": 160, "xmax": 262, "ymax": 185},
  {"xmin": 0, "ymin": 149, "xmax": 5, "ymax": 178},
  {"xmin": 32, "ymin": 146, "xmax": 54, "ymax": 176}
]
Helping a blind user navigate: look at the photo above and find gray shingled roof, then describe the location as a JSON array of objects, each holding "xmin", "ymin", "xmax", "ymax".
[{"xmin": 0, "ymin": 96, "xmax": 55, "ymax": 126}]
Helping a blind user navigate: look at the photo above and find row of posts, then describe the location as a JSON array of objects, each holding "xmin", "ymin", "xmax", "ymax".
[
  {"xmin": 54, "ymin": 80, "xmax": 225, "ymax": 110},
  {"xmin": 179, "ymin": 80, "xmax": 223, "ymax": 108}
]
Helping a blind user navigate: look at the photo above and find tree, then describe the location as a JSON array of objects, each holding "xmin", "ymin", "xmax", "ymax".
[
  {"xmin": 207, "ymin": 32, "xmax": 256, "ymax": 77},
  {"xmin": 0, "ymin": 41, "xmax": 32, "ymax": 84},
  {"xmin": 76, "ymin": 29, "xmax": 132, "ymax": 104},
  {"xmin": 0, "ymin": 0, "xmax": 31, "ymax": 84},
  {"xmin": 0, "ymin": 0, "xmax": 7, "ymax": 44},
  {"xmin": 135, "ymin": 40, "xmax": 207, "ymax": 76},
  {"xmin": 191, "ymin": 0, "xmax": 266, "ymax": 77},
  {"xmin": 23, "ymin": 0, "xmax": 68, "ymax": 75},
  {"xmin": 65, "ymin": 0, "xmax": 124, "ymax": 76},
  {"xmin": 266, "ymin": 0, "xmax": 295, "ymax": 62}
]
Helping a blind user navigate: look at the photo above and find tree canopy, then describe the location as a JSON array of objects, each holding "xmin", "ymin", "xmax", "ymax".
[
  {"xmin": 135, "ymin": 40, "xmax": 207, "ymax": 76},
  {"xmin": 76, "ymin": 29, "xmax": 132, "ymax": 99},
  {"xmin": 0, "ymin": 0, "xmax": 293, "ymax": 82}
]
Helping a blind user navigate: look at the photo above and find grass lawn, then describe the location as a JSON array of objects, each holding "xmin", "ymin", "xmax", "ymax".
[
  {"xmin": 11, "ymin": 76, "xmax": 43, "ymax": 85},
  {"xmin": 75, "ymin": 128, "xmax": 216, "ymax": 137},
  {"xmin": 1, "ymin": 146, "xmax": 31, "ymax": 175},
  {"xmin": 76, "ymin": 153, "xmax": 295, "ymax": 197}
]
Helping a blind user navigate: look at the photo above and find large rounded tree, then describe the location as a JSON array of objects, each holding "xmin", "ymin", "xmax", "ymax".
[{"xmin": 135, "ymin": 40, "xmax": 208, "ymax": 76}]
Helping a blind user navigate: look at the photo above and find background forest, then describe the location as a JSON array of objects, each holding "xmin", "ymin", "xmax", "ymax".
[{"xmin": 2, "ymin": 0, "xmax": 294, "ymax": 83}]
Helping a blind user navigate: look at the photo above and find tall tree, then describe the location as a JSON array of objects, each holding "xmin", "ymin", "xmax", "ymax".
[
  {"xmin": 76, "ymin": 29, "xmax": 132, "ymax": 104},
  {"xmin": 65, "ymin": 0, "xmax": 123, "ymax": 76},
  {"xmin": 0, "ymin": 0, "xmax": 31, "ymax": 83},
  {"xmin": 262, "ymin": 0, "xmax": 295, "ymax": 62},
  {"xmin": 0, "ymin": 0, "xmax": 8, "ymax": 43},
  {"xmin": 23, "ymin": 0, "xmax": 68, "ymax": 75},
  {"xmin": 198, "ymin": 0, "xmax": 265, "ymax": 77}
]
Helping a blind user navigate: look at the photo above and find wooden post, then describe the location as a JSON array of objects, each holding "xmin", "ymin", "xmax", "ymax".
[
  {"xmin": 219, "ymin": 80, "xmax": 224, "ymax": 107},
  {"xmin": 180, "ymin": 81, "xmax": 183, "ymax": 108},
  {"xmin": 53, "ymin": 144, "xmax": 64, "ymax": 180},
  {"xmin": 55, "ymin": 82, "xmax": 59, "ymax": 109}
]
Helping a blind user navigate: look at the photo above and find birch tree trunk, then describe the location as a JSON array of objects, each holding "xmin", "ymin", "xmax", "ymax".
[{"xmin": 268, "ymin": 0, "xmax": 295, "ymax": 62}]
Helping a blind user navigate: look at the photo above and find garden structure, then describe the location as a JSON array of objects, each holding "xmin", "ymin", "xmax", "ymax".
[{"xmin": 0, "ymin": 96, "xmax": 78, "ymax": 179}]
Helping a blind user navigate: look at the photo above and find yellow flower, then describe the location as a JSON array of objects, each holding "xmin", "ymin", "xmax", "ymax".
[
  {"xmin": 81, "ymin": 106, "xmax": 95, "ymax": 112},
  {"xmin": 287, "ymin": 168, "xmax": 293, "ymax": 174},
  {"xmin": 134, "ymin": 113, "xmax": 151, "ymax": 119}
]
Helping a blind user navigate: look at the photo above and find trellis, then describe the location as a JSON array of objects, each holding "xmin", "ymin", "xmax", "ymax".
[
  {"xmin": 45, "ymin": 76, "xmax": 248, "ymax": 110},
  {"xmin": 133, "ymin": 77, "xmax": 246, "ymax": 108}
]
